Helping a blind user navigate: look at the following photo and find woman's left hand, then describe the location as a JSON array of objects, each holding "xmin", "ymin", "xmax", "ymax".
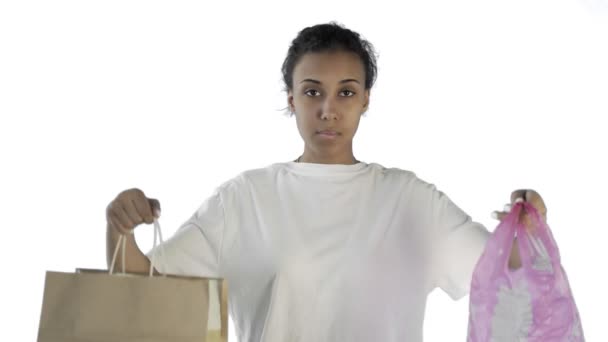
[
  {"xmin": 494, "ymin": 189, "xmax": 548, "ymax": 268},
  {"xmin": 493, "ymin": 189, "xmax": 548, "ymax": 231}
]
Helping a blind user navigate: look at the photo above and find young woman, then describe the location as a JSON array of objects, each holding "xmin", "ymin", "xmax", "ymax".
[{"xmin": 105, "ymin": 22, "xmax": 547, "ymax": 342}]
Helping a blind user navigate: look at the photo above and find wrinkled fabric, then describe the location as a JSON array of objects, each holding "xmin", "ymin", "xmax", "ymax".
[{"xmin": 147, "ymin": 161, "xmax": 490, "ymax": 342}]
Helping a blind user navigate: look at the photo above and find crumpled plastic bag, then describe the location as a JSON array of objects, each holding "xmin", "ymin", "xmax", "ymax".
[{"xmin": 467, "ymin": 201, "xmax": 584, "ymax": 341}]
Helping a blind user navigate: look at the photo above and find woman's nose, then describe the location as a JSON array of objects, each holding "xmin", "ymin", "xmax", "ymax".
[{"xmin": 320, "ymin": 98, "xmax": 339, "ymax": 120}]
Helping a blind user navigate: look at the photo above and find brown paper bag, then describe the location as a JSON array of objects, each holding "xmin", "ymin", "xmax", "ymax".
[
  {"xmin": 37, "ymin": 270, "xmax": 227, "ymax": 342},
  {"xmin": 38, "ymin": 219, "xmax": 228, "ymax": 342}
]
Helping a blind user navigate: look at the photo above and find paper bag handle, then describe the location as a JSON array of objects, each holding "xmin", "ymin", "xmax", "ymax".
[{"xmin": 109, "ymin": 218, "xmax": 168, "ymax": 277}]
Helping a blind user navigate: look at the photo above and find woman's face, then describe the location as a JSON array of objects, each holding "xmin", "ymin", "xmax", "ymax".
[{"xmin": 288, "ymin": 51, "xmax": 370, "ymax": 159}]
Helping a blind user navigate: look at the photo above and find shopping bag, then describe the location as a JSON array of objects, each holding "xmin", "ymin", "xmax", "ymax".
[
  {"xmin": 467, "ymin": 201, "xmax": 584, "ymax": 341},
  {"xmin": 37, "ymin": 219, "xmax": 228, "ymax": 342}
]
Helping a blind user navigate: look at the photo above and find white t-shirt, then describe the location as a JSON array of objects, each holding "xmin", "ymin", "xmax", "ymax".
[{"xmin": 147, "ymin": 161, "xmax": 490, "ymax": 342}]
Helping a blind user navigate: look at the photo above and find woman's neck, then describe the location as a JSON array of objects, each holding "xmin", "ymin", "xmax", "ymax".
[{"xmin": 295, "ymin": 152, "xmax": 358, "ymax": 165}]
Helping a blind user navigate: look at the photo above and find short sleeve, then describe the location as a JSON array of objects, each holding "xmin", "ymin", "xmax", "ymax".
[
  {"xmin": 146, "ymin": 187, "xmax": 226, "ymax": 278},
  {"xmin": 431, "ymin": 188, "xmax": 490, "ymax": 300}
]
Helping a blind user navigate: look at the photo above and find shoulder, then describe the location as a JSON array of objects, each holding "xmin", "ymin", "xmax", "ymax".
[
  {"xmin": 368, "ymin": 162, "xmax": 416, "ymax": 179},
  {"xmin": 214, "ymin": 163, "xmax": 284, "ymax": 192},
  {"xmin": 235, "ymin": 162, "xmax": 284, "ymax": 183},
  {"xmin": 367, "ymin": 162, "xmax": 434, "ymax": 188},
  {"xmin": 368, "ymin": 163, "xmax": 452, "ymax": 207}
]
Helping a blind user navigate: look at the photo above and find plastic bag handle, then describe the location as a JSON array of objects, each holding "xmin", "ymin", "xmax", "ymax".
[
  {"xmin": 497, "ymin": 203, "xmax": 521, "ymax": 276},
  {"xmin": 515, "ymin": 201, "xmax": 561, "ymax": 276},
  {"xmin": 491, "ymin": 202, "xmax": 559, "ymax": 278}
]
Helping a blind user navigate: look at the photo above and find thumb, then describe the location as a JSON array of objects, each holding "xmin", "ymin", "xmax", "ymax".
[
  {"xmin": 492, "ymin": 197, "xmax": 525, "ymax": 222},
  {"xmin": 491, "ymin": 211, "xmax": 509, "ymax": 221},
  {"xmin": 148, "ymin": 198, "xmax": 161, "ymax": 218}
]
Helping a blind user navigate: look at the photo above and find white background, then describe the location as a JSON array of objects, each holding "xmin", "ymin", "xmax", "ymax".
[{"xmin": 1, "ymin": 0, "xmax": 606, "ymax": 340}]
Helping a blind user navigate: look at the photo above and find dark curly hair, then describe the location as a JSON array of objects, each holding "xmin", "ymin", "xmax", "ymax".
[{"xmin": 281, "ymin": 22, "xmax": 378, "ymax": 115}]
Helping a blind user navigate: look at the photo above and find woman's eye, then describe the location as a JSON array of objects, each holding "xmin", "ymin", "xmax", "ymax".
[{"xmin": 304, "ymin": 89, "xmax": 355, "ymax": 97}]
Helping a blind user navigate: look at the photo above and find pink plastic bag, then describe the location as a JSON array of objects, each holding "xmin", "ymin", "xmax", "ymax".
[{"xmin": 467, "ymin": 201, "xmax": 584, "ymax": 341}]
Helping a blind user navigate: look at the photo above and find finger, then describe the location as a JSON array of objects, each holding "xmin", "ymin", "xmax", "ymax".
[
  {"xmin": 517, "ymin": 193, "xmax": 539, "ymax": 231},
  {"xmin": 490, "ymin": 203, "xmax": 512, "ymax": 221},
  {"xmin": 524, "ymin": 189, "xmax": 547, "ymax": 219},
  {"xmin": 108, "ymin": 210, "xmax": 131, "ymax": 235},
  {"xmin": 521, "ymin": 211, "xmax": 533, "ymax": 231},
  {"xmin": 511, "ymin": 189, "xmax": 527, "ymax": 204},
  {"xmin": 520, "ymin": 212, "xmax": 539, "ymax": 233},
  {"xmin": 133, "ymin": 197, "xmax": 154, "ymax": 224},
  {"xmin": 115, "ymin": 204, "xmax": 137, "ymax": 230},
  {"xmin": 148, "ymin": 198, "xmax": 161, "ymax": 218},
  {"xmin": 123, "ymin": 199, "xmax": 143, "ymax": 226},
  {"xmin": 511, "ymin": 189, "xmax": 533, "ymax": 225},
  {"xmin": 107, "ymin": 202, "xmax": 131, "ymax": 229},
  {"xmin": 491, "ymin": 211, "xmax": 509, "ymax": 221}
]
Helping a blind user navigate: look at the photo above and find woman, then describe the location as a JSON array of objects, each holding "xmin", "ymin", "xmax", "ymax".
[{"xmin": 105, "ymin": 22, "xmax": 547, "ymax": 342}]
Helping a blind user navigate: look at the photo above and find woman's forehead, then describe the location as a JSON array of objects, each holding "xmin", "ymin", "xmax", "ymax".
[{"xmin": 293, "ymin": 51, "xmax": 365, "ymax": 84}]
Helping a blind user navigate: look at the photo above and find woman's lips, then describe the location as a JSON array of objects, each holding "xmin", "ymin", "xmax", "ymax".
[{"xmin": 317, "ymin": 130, "xmax": 339, "ymax": 137}]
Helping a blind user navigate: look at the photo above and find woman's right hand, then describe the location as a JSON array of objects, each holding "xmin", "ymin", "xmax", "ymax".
[{"xmin": 106, "ymin": 188, "xmax": 161, "ymax": 235}]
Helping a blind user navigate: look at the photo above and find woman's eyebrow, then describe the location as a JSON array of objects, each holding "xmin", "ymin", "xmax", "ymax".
[{"xmin": 300, "ymin": 78, "xmax": 361, "ymax": 84}]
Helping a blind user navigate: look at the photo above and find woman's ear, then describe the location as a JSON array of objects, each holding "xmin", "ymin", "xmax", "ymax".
[
  {"xmin": 362, "ymin": 89, "xmax": 370, "ymax": 113},
  {"xmin": 287, "ymin": 91, "xmax": 295, "ymax": 113}
]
